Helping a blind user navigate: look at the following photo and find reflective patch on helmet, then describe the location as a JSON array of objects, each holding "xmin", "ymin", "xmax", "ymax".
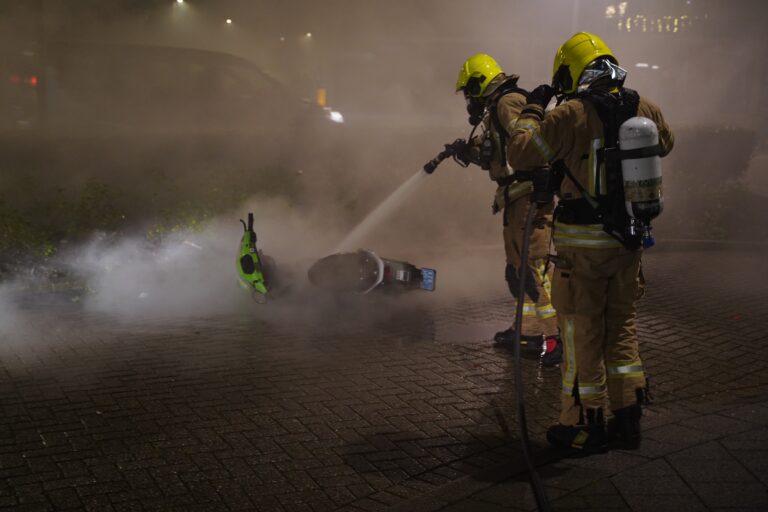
[{"xmin": 578, "ymin": 58, "xmax": 627, "ymax": 91}]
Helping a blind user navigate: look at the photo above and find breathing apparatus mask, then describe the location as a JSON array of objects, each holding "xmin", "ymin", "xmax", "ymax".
[
  {"xmin": 461, "ymin": 73, "xmax": 490, "ymax": 125},
  {"xmin": 459, "ymin": 91, "xmax": 492, "ymax": 169},
  {"xmin": 464, "ymin": 93, "xmax": 486, "ymax": 127}
]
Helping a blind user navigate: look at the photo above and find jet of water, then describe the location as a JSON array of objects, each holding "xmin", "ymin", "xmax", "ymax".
[{"xmin": 334, "ymin": 169, "xmax": 429, "ymax": 252}]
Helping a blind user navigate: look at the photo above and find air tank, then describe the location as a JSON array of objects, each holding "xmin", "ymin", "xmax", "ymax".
[
  {"xmin": 619, "ymin": 116, "xmax": 663, "ymax": 223},
  {"xmin": 619, "ymin": 117, "xmax": 664, "ymax": 248}
]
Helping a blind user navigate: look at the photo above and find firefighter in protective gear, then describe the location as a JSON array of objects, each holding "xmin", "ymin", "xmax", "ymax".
[
  {"xmin": 455, "ymin": 54, "xmax": 561, "ymax": 366},
  {"xmin": 505, "ymin": 33, "xmax": 674, "ymax": 452}
]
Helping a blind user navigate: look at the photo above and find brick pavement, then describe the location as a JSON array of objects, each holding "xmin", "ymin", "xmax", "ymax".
[{"xmin": 0, "ymin": 247, "xmax": 766, "ymax": 511}]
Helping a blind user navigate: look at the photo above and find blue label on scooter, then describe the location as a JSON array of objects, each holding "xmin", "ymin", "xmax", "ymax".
[{"xmin": 420, "ymin": 268, "xmax": 436, "ymax": 291}]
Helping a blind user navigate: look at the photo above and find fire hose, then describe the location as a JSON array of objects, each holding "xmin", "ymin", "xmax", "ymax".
[
  {"xmin": 510, "ymin": 171, "xmax": 552, "ymax": 511},
  {"xmin": 423, "ymin": 143, "xmax": 553, "ymax": 510}
]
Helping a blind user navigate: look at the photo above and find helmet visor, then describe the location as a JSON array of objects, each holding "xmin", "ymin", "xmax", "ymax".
[
  {"xmin": 461, "ymin": 75, "xmax": 485, "ymax": 97},
  {"xmin": 578, "ymin": 58, "xmax": 626, "ymax": 91}
]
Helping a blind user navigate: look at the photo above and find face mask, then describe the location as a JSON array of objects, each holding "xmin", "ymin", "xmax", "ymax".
[{"xmin": 465, "ymin": 95, "xmax": 485, "ymax": 126}]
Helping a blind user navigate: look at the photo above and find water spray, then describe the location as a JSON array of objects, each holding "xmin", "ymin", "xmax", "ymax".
[{"xmin": 334, "ymin": 138, "xmax": 470, "ymax": 253}]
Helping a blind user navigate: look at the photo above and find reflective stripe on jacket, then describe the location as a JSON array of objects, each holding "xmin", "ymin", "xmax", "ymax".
[{"xmin": 552, "ymin": 221, "xmax": 623, "ymax": 249}]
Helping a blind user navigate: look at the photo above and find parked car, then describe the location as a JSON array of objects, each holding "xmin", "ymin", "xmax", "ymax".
[{"xmin": 1, "ymin": 42, "xmax": 346, "ymax": 171}]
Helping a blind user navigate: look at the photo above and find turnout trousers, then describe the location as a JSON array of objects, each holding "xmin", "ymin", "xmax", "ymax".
[
  {"xmin": 502, "ymin": 193, "xmax": 557, "ymax": 333},
  {"xmin": 550, "ymin": 244, "xmax": 645, "ymax": 425}
]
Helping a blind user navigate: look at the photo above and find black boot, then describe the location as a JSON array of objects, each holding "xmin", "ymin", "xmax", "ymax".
[
  {"xmin": 607, "ymin": 390, "xmax": 643, "ymax": 449},
  {"xmin": 547, "ymin": 408, "xmax": 607, "ymax": 454},
  {"xmin": 540, "ymin": 335, "xmax": 563, "ymax": 367},
  {"xmin": 493, "ymin": 329, "xmax": 544, "ymax": 349},
  {"xmin": 493, "ymin": 327, "xmax": 516, "ymax": 344}
]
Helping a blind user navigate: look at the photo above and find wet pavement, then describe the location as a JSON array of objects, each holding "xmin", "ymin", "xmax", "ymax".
[{"xmin": 1, "ymin": 246, "xmax": 767, "ymax": 511}]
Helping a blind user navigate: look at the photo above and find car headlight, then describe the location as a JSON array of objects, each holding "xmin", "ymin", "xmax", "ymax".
[{"xmin": 324, "ymin": 107, "xmax": 344, "ymax": 124}]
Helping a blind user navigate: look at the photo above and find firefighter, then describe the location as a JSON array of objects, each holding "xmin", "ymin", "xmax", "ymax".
[
  {"xmin": 505, "ymin": 33, "xmax": 674, "ymax": 452},
  {"xmin": 454, "ymin": 54, "xmax": 562, "ymax": 366}
]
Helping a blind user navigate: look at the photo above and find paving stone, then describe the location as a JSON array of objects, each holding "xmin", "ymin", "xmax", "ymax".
[
  {"xmin": 473, "ymin": 478, "xmax": 569, "ymax": 510},
  {"xmin": 570, "ymin": 480, "xmax": 630, "ymax": 512},
  {"xmin": 539, "ymin": 463, "xmax": 613, "ymax": 492},
  {"xmin": 689, "ymin": 481, "xmax": 768, "ymax": 509},
  {"xmin": 1, "ymin": 249, "xmax": 767, "ymax": 511},
  {"xmin": 550, "ymin": 494, "xmax": 592, "ymax": 510},
  {"xmin": 718, "ymin": 402, "xmax": 768, "ymax": 426},
  {"xmin": 720, "ymin": 425, "xmax": 768, "ymax": 451},
  {"xmin": 710, "ymin": 509, "xmax": 768, "ymax": 512},
  {"xmin": 620, "ymin": 493, "xmax": 708, "ymax": 512},
  {"xmin": 559, "ymin": 450, "xmax": 649, "ymax": 474},
  {"xmin": 727, "ymin": 449, "xmax": 768, "ymax": 486},
  {"xmin": 676, "ymin": 413, "xmax": 756, "ymax": 436},
  {"xmin": 44, "ymin": 488, "xmax": 81, "ymax": 510},
  {"xmin": 638, "ymin": 424, "xmax": 721, "ymax": 458},
  {"xmin": 610, "ymin": 459, "xmax": 696, "ymax": 496},
  {"xmin": 667, "ymin": 457, "xmax": 754, "ymax": 483},
  {"xmin": 441, "ymin": 498, "xmax": 526, "ymax": 511}
]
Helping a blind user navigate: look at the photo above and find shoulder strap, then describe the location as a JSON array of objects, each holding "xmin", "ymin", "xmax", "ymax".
[
  {"xmin": 579, "ymin": 88, "xmax": 640, "ymax": 148},
  {"xmin": 489, "ymin": 78, "xmax": 528, "ymax": 139},
  {"xmin": 488, "ymin": 78, "xmax": 529, "ymax": 168},
  {"xmin": 576, "ymin": 88, "xmax": 642, "ymax": 248}
]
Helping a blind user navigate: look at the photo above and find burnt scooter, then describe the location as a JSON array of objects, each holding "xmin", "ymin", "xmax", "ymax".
[
  {"xmin": 237, "ymin": 213, "xmax": 436, "ymax": 300},
  {"xmin": 236, "ymin": 213, "xmax": 281, "ymax": 302},
  {"xmin": 307, "ymin": 249, "xmax": 436, "ymax": 294}
]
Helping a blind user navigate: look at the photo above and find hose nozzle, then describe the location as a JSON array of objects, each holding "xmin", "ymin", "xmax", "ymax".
[{"xmin": 423, "ymin": 138, "xmax": 468, "ymax": 174}]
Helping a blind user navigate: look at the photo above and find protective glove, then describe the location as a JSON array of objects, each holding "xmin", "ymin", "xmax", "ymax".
[
  {"xmin": 451, "ymin": 138, "xmax": 473, "ymax": 167},
  {"xmin": 527, "ymin": 84, "xmax": 555, "ymax": 108}
]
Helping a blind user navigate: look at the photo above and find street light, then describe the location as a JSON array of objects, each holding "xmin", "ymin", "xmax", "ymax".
[{"xmin": 226, "ymin": 18, "xmax": 232, "ymax": 24}]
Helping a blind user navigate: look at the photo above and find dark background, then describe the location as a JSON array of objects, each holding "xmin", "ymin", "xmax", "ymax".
[{"xmin": 1, "ymin": 0, "xmax": 767, "ymax": 277}]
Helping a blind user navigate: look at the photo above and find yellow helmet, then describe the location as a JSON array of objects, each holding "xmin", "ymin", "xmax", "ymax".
[
  {"xmin": 552, "ymin": 32, "xmax": 617, "ymax": 95},
  {"xmin": 456, "ymin": 54, "xmax": 503, "ymax": 98}
]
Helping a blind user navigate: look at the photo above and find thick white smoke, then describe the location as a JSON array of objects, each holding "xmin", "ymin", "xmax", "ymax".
[{"xmin": 61, "ymin": 197, "xmax": 345, "ymax": 321}]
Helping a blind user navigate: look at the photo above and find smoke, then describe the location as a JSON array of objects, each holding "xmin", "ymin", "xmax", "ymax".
[
  {"xmin": 1, "ymin": 0, "xmax": 767, "ymax": 345},
  {"xmin": 0, "ymin": 283, "xmax": 34, "ymax": 347},
  {"xmin": 61, "ymin": 196, "xmax": 339, "ymax": 321},
  {"xmin": 744, "ymin": 151, "xmax": 768, "ymax": 198},
  {"xmin": 34, "ymin": 191, "xmax": 496, "ymax": 325}
]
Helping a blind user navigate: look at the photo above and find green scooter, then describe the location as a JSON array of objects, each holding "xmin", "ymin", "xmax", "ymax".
[{"xmin": 236, "ymin": 213, "xmax": 271, "ymax": 302}]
